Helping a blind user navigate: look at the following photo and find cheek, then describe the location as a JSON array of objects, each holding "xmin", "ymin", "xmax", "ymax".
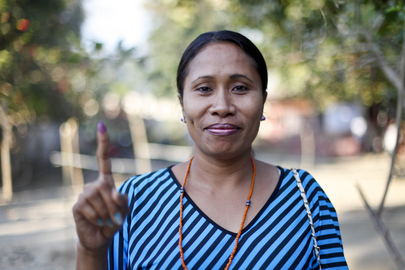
[
  {"xmin": 182, "ymin": 97, "xmax": 207, "ymax": 118},
  {"xmin": 183, "ymin": 102, "xmax": 195, "ymax": 118},
  {"xmin": 243, "ymin": 98, "xmax": 264, "ymax": 118},
  {"xmin": 183, "ymin": 103, "xmax": 200, "ymax": 127}
]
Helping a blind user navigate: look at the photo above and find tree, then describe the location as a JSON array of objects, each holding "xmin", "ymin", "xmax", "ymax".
[
  {"xmin": 145, "ymin": 0, "xmax": 400, "ymax": 110},
  {"xmin": 0, "ymin": 0, "xmax": 87, "ymax": 202}
]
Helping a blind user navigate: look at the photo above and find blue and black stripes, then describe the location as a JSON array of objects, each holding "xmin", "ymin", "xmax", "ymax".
[{"xmin": 108, "ymin": 166, "xmax": 348, "ymax": 270}]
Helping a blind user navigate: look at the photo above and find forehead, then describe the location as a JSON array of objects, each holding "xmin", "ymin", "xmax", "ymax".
[{"xmin": 185, "ymin": 42, "xmax": 259, "ymax": 82}]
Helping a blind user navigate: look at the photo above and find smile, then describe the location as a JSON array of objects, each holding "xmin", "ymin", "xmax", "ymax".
[{"xmin": 205, "ymin": 123, "xmax": 240, "ymax": 136}]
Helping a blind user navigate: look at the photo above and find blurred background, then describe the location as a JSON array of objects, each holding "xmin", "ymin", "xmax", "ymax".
[{"xmin": 0, "ymin": 0, "xmax": 404, "ymax": 269}]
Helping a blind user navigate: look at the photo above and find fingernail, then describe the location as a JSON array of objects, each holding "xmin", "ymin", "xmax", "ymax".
[
  {"xmin": 106, "ymin": 219, "xmax": 114, "ymax": 227},
  {"xmin": 97, "ymin": 219, "xmax": 104, "ymax": 227},
  {"xmin": 97, "ymin": 122, "xmax": 106, "ymax": 134},
  {"xmin": 114, "ymin": 213, "xmax": 123, "ymax": 225}
]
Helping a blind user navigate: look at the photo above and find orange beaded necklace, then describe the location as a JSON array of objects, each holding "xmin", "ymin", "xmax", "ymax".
[{"xmin": 178, "ymin": 156, "xmax": 256, "ymax": 270}]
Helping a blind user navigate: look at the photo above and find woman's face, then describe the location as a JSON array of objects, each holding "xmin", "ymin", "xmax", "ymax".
[{"xmin": 181, "ymin": 42, "xmax": 266, "ymax": 159}]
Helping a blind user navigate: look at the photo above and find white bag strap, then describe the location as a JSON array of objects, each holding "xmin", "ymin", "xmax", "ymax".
[{"xmin": 291, "ymin": 168, "xmax": 321, "ymax": 269}]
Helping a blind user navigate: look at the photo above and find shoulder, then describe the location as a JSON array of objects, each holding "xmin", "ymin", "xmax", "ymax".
[
  {"xmin": 117, "ymin": 167, "xmax": 178, "ymax": 196},
  {"xmin": 278, "ymin": 167, "xmax": 324, "ymax": 193},
  {"xmin": 277, "ymin": 167, "xmax": 347, "ymax": 267},
  {"xmin": 277, "ymin": 167, "xmax": 334, "ymax": 210},
  {"xmin": 254, "ymin": 161, "xmax": 320, "ymax": 191}
]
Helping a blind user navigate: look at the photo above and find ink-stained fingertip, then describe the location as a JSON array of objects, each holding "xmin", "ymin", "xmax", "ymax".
[{"xmin": 97, "ymin": 122, "xmax": 106, "ymax": 134}]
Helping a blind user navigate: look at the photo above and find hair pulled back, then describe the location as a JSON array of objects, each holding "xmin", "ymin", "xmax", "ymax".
[{"xmin": 176, "ymin": 30, "xmax": 268, "ymax": 99}]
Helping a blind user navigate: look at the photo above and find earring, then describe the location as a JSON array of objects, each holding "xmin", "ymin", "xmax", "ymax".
[
  {"xmin": 181, "ymin": 117, "xmax": 186, "ymax": 123},
  {"xmin": 261, "ymin": 115, "xmax": 266, "ymax": 121}
]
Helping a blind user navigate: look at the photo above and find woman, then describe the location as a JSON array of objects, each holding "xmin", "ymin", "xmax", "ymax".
[{"xmin": 73, "ymin": 30, "xmax": 348, "ymax": 270}]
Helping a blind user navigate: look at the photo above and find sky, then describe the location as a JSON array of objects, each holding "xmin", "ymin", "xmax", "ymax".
[{"xmin": 81, "ymin": 0, "xmax": 152, "ymax": 53}]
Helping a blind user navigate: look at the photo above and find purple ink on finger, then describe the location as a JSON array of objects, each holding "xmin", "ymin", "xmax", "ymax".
[{"xmin": 98, "ymin": 122, "xmax": 106, "ymax": 134}]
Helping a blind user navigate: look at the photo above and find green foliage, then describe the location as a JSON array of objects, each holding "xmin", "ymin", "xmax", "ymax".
[
  {"xmin": 146, "ymin": 0, "xmax": 403, "ymax": 111},
  {"xmin": 0, "ymin": 0, "xmax": 88, "ymax": 123},
  {"xmin": 146, "ymin": 0, "xmax": 225, "ymax": 97}
]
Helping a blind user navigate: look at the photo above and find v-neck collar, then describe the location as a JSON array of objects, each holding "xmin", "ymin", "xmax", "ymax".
[{"xmin": 167, "ymin": 165, "xmax": 286, "ymax": 236}]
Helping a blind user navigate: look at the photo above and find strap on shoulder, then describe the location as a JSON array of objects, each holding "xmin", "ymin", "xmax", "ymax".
[{"xmin": 291, "ymin": 168, "xmax": 321, "ymax": 269}]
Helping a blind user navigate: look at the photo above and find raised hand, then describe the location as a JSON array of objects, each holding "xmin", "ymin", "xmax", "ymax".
[{"xmin": 72, "ymin": 122, "xmax": 128, "ymax": 269}]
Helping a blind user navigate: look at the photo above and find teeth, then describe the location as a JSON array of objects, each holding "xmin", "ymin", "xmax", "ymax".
[{"xmin": 207, "ymin": 128, "xmax": 238, "ymax": 136}]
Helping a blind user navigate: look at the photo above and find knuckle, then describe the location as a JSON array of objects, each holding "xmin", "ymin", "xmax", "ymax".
[
  {"xmin": 96, "ymin": 179, "xmax": 111, "ymax": 191},
  {"xmin": 106, "ymin": 203, "xmax": 120, "ymax": 217},
  {"xmin": 72, "ymin": 202, "xmax": 80, "ymax": 213},
  {"xmin": 86, "ymin": 189, "xmax": 99, "ymax": 201},
  {"xmin": 110, "ymin": 204, "xmax": 120, "ymax": 214},
  {"xmin": 83, "ymin": 183, "xmax": 96, "ymax": 193},
  {"xmin": 83, "ymin": 183, "xmax": 98, "ymax": 195},
  {"xmin": 73, "ymin": 194, "xmax": 86, "ymax": 209},
  {"xmin": 99, "ymin": 134, "xmax": 110, "ymax": 143},
  {"xmin": 97, "ymin": 145, "xmax": 110, "ymax": 157},
  {"xmin": 87, "ymin": 209, "xmax": 99, "ymax": 220},
  {"xmin": 99, "ymin": 208, "xmax": 110, "ymax": 218}
]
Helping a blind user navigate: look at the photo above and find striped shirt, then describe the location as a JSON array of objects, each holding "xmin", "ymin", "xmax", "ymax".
[{"xmin": 109, "ymin": 166, "xmax": 348, "ymax": 270}]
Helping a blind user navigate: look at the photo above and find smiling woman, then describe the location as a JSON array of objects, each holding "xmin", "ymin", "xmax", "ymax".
[
  {"xmin": 73, "ymin": 30, "xmax": 348, "ymax": 270},
  {"xmin": 181, "ymin": 42, "xmax": 265, "ymax": 159}
]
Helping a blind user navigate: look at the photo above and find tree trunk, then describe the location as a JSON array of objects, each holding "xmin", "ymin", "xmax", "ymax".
[
  {"xmin": 60, "ymin": 118, "xmax": 83, "ymax": 196},
  {"xmin": 0, "ymin": 102, "xmax": 13, "ymax": 203}
]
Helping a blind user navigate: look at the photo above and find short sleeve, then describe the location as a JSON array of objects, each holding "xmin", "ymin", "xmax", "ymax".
[{"xmin": 299, "ymin": 170, "xmax": 349, "ymax": 270}]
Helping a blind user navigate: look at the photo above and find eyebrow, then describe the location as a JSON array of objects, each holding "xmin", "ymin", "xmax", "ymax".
[
  {"xmin": 191, "ymin": 74, "xmax": 253, "ymax": 84},
  {"xmin": 230, "ymin": 74, "xmax": 254, "ymax": 83},
  {"xmin": 191, "ymin": 76, "xmax": 214, "ymax": 84}
]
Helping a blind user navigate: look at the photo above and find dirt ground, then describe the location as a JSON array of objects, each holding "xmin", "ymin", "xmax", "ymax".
[{"xmin": 0, "ymin": 153, "xmax": 404, "ymax": 269}]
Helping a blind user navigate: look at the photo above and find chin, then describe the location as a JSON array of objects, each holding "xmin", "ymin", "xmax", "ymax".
[{"xmin": 200, "ymin": 144, "xmax": 252, "ymax": 160}]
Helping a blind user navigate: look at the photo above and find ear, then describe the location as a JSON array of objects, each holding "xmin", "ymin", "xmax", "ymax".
[
  {"xmin": 178, "ymin": 94, "xmax": 185, "ymax": 119},
  {"xmin": 261, "ymin": 91, "xmax": 268, "ymax": 116},
  {"xmin": 178, "ymin": 94, "xmax": 184, "ymax": 110}
]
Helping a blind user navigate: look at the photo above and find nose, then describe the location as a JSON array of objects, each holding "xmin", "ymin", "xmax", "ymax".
[{"xmin": 208, "ymin": 90, "xmax": 236, "ymax": 118}]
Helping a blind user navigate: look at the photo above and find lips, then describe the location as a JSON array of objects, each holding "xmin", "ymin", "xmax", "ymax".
[{"xmin": 205, "ymin": 123, "xmax": 240, "ymax": 136}]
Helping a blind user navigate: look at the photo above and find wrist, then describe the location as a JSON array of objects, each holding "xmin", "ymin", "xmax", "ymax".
[
  {"xmin": 76, "ymin": 242, "xmax": 109, "ymax": 270},
  {"xmin": 77, "ymin": 241, "xmax": 109, "ymax": 254}
]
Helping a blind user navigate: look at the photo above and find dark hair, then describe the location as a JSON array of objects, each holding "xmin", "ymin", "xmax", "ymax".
[{"xmin": 176, "ymin": 30, "xmax": 268, "ymax": 99}]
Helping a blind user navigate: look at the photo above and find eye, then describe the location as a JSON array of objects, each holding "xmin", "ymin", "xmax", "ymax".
[
  {"xmin": 232, "ymin": 85, "xmax": 249, "ymax": 92},
  {"xmin": 196, "ymin": 86, "xmax": 212, "ymax": 93}
]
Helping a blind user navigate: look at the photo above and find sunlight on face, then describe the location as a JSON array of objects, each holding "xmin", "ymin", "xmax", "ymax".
[{"xmin": 182, "ymin": 42, "xmax": 265, "ymax": 158}]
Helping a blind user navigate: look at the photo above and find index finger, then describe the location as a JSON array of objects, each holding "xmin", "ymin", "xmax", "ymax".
[{"xmin": 96, "ymin": 122, "xmax": 112, "ymax": 177}]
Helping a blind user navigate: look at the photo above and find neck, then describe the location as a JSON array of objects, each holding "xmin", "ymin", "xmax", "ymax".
[{"xmin": 187, "ymin": 148, "xmax": 254, "ymax": 191}]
